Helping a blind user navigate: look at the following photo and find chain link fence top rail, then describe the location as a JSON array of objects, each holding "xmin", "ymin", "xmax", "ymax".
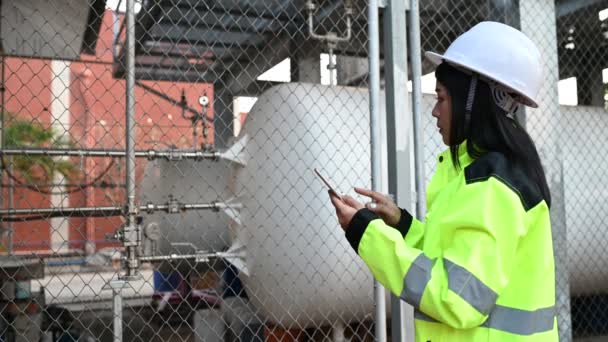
[{"xmin": 0, "ymin": 0, "xmax": 607, "ymax": 341}]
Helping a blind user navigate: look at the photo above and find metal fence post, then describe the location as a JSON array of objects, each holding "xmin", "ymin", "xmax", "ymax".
[
  {"xmin": 369, "ymin": 1, "xmax": 387, "ymax": 341},
  {"xmin": 384, "ymin": 0, "xmax": 415, "ymax": 341}
]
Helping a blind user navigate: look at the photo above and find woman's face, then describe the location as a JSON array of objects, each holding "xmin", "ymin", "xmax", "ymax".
[{"xmin": 432, "ymin": 81, "xmax": 452, "ymax": 146}]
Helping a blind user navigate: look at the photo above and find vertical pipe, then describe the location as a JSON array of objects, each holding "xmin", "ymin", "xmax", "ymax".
[
  {"xmin": 78, "ymin": 70, "xmax": 97, "ymax": 255},
  {"xmin": 125, "ymin": 0, "xmax": 137, "ymax": 277},
  {"xmin": 408, "ymin": 0, "xmax": 426, "ymax": 218},
  {"xmin": 332, "ymin": 321, "xmax": 345, "ymax": 342},
  {"xmin": 328, "ymin": 48, "xmax": 336, "ymax": 86},
  {"xmin": 50, "ymin": 60, "xmax": 71, "ymax": 253},
  {"xmin": 126, "ymin": 0, "xmax": 136, "ymax": 218},
  {"xmin": 112, "ymin": 288, "xmax": 122, "ymax": 342},
  {"xmin": 1, "ymin": 58, "xmax": 13, "ymax": 255},
  {"xmin": 0, "ymin": 56, "xmax": 3, "ymax": 230},
  {"xmin": 7, "ymin": 159, "xmax": 14, "ymax": 255},
  {"xmin": 368, "ymin": 1, "xmax": 387, "ymax": 342},
  {"xmin": 384, "ymin": 0, "xmax": 414, "ymax": 338}
]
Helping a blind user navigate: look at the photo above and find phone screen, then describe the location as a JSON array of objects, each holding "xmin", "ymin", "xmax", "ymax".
[{"xmin": 314, "ymin": 168, "xmax": 342, "ymax": 200}]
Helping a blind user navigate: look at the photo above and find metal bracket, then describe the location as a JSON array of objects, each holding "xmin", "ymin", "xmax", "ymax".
[
  {"xmin": 166, "ymin": 148, "xmax": 183, "ymax": 161},
  {"xmin": 122, "ymin": 223, "xmax": 140, "ymax": 247},
  {"xmin": 102, "ymin": 279, "xmax": 128, "ymax": 292},
  {"xmin": 167, "ymin": 196, "xmax": 180, "ymax": 213}
]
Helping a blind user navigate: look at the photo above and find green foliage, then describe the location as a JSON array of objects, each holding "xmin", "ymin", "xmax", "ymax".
[{"xmin": 3, "ymin": 115, "xmax": 77, "ymax": 183}]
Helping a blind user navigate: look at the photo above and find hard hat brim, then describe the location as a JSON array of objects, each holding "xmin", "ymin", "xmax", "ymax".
[{"xmin": 424, "ymin": 51, "xmax": 539, "ymax": 108}]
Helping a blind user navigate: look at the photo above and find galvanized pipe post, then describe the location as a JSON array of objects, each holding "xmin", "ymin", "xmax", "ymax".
[
  {"xmin": 408, "ymin": 0, "xmax": 426, "ymax": 218},
  {"xmin": 108, "ymin": 279, "xmax": 127, "ymax": 342},
  {"xmin": 0, "ymin": 56, "xmax": 13, "ymax": 255},
  {"xmin": 124, "ymin": 0, "xmax": 139, "ymax": 279},
  {"xmin": 383, "ymin": 0, "xmax": 415, "ymax": 340},
  {"xmin": 368, "ymin": 0, "xmax": 387, "ymax": 341}
]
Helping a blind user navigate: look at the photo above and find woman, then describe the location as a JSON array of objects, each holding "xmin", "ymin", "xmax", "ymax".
[{"xmin": 329, "ymin": 22, "xmax": 557, "ymax": 341}]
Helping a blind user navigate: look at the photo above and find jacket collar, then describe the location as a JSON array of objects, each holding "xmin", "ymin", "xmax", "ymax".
[
  {"xmin": 436, "ymin": 141, "xmax": 475, "ymax": 171},
  {"xmin": 426, "ymin": 141, "xmax": 475, "ymax": 208}
]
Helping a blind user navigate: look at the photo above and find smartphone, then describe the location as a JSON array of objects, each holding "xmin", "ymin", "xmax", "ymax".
[{"xmin": 314, "ymin": 168, "xmax": 342, "ymax": 200}]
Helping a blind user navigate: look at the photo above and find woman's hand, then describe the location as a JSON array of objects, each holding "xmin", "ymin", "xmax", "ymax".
[
  {"xmin": 328, "ymin": 191, "xmax": 364, "ymax": 231},
  {"xmin": 354, "ymin": 187, "xmax": 401, "ymax": 226}
]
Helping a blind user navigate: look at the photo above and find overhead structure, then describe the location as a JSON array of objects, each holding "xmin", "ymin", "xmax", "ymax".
[{"xmin": 0, "ymin": 0, "xmax": 106, "ymax": 59}]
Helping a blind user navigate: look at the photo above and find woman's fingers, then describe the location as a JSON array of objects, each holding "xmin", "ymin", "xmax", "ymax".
[
  {"xmin": 354, "ymin": 187, "xmax": 388, "ymax": 204},
  {"xmin": 342, "ymin": 195, "xmax": 364, "ymax": 210},
  {"xmin": 329, "ymin": 191, "xmax": 345, "ymax": 208}
]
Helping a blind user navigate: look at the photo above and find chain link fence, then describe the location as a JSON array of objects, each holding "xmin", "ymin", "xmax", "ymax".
[
  {"xmin": 0, "ymin": 0, "xmax": 606, "ymax": 341},
  {"xmin": 417, "ymin": 1, "xmax": 608, "ymax": 341}
]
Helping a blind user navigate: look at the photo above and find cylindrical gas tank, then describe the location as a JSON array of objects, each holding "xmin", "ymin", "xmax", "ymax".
[
  {"xmin": 233, "ymin": 83, "xmax": 378, "ymax": 328},
  {"xmin": 140, "ymin": 158, "xmax": 234, "ymax": 259},
  {"xmin": 561, "ymin": 106, "xmax": 608, "ymax": 295}
]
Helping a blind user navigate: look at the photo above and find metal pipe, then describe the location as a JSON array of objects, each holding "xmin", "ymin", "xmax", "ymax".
[
  {"xmin": 108, "ymin": 279, "xmax": 126, "ymax": 342},
  {"xmin": 138, "ymin": 251, "xmax": 243, "ymax": 263},
  {"xmin": 306, "ymin": 0, "xmax": 353, "ymax": 89},
  {"xmin": 7, "ymin": 158, "xmax": 13, "ymax": 254},
  {"xmin": 1, "ymin": 206, "xmax": 124, "ymax": 216},
  {"xmin": 307, "ymin": 0, "xmax": 353, "ymax": 42},
  {"xmin": 112, "ymin": 0, "xmax": 125, "ymax": 59},
  {"xmin": 0, "ymin": 200, "xmax": 236, "ymax": 219},
  {"xmin": 368, "ymin": 0, "xmax": 387, "ymax": 341},
  {"xmin": 328, "ymin": 46, "xmax": 336, "ymax": 86},
  {"xmin": 124, "ymin": 0, "xmax": 138, "ymax": 281},
  {"xmin": 113, "ymin": 287, "xmax": 123, "ymax": 342},
  {"xmin": 0, "ymin": 148, "xmax": 220, "ymax": 160},
  {"xmin": 408, "ymin": 0, "xmax": 426, "ymax": 218},
  {"xmin": 1, "ymin": 182, "xmax": 124, "ymax": 188},
  {"xmin": 0, "ymin": 56, "xmax": 12, "ymax": 255},
  {"xmin": 0, "ymin": 202, "xmax": 236, "ymax": 216},
  {"xmin": 332, "ymin": 321, "xmax": 345, "ymax": 342}
]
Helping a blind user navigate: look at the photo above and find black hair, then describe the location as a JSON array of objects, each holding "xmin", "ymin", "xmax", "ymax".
[{"xmin": 435, "ymin": 62, "xmax": 551, "ymax": 207}]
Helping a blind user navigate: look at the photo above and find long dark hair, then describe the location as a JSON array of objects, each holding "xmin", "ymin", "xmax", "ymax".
[{"xmin": 435, "ymin": 62, "xmax": 551, "ymax": 207}]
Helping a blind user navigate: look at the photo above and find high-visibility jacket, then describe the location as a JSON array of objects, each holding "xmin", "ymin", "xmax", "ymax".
[{"xmin": 345, "ymin": 143, "xmax": 557, "ymax": 341}]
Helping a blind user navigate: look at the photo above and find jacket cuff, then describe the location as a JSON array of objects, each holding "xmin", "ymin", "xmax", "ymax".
[
  {"xmin": 395, "ymin": 208, "xmax": 413, "ymax": 238},
  {"xmin": 345, "ymin": 208, "xmax": 379, "ymax": 253}
]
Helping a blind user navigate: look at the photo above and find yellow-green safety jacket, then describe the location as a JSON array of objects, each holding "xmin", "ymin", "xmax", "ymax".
[{"xmin": 345, "ymin": 144, "xmax": 557, "ymax": 341}]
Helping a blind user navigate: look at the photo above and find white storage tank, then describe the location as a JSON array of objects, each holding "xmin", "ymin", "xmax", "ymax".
[
  {"xmin": 561, "ymin": 105, "xmax": 608, "ymax": 295},
  {"xmin": 140, "ymin": 157, "xmax": 235, "ymax": 259},
  {"xmin": 232, "ymin": 83, "xmax": 379, "ymax": 328}
]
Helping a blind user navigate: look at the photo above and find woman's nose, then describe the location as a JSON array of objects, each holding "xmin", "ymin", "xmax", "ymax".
[{"xmin": 431, "ymin": 105, "xmax": 440, "ymax": 118}]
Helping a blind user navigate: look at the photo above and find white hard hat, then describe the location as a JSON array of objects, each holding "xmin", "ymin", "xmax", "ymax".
[{"xmin": 425, "ymin": 21, "xmax": 542, "ymax": 108}]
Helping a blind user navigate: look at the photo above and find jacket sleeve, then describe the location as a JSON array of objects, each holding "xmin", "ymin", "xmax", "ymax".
[
  {"xmin": 345, "ymin": 178, "xmax": 525, "ymax": 329},
  {"xmin": 392, "ymin": 208, "xmax": 425, "ymax": 249}
]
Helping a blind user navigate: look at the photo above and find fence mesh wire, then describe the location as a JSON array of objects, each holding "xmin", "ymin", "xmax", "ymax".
[{"xmin": 0, "ymin": 0, "xmax": 606, "ymax": 341}]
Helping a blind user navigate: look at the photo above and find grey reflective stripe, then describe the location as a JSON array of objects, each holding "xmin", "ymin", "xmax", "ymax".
[
  {"xmin": 414, "ymin": 306, "xmax": 556, "ymax": 335},
  {"xmin": 400, "ymin": 254, "xmax": 433, "ymax": 308},
  {"xmin": 414, "ymin": 309, "xmax": 439, "ymax": 323},
  {"xmin": 482, "ymin": 305, "xmax": 556, "ymax": 335},
  {"xmin": 444, "ymin": 258, "xmax": 498, "ymax": 315}
]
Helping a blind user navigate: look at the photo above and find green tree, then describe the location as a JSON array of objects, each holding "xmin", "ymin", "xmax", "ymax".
[{"xmin": 3, "ymin": 115, "xmax": 77, "ymax": 183}]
